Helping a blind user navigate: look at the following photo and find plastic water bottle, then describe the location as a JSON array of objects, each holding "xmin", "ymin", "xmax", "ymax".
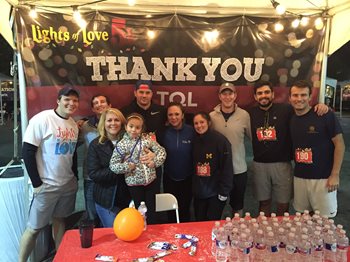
[
  {"xmin": 215, "ymin": 227, "xmax": 228, "ymax": 262},
  {"xmin": 265, "ymin": 231, "xmax": 279, "ymax": 261},
  {"xmin": 253, "ymin": 229, "xmax": 266, "ymax": 262},
  {"xmin": 311, "ymin": 231, "xmax": 324, "ymax": 262},
  {"xmin": 237, "ymin": 232, "xmax": 251, "ymax": 262},
  {"xmin": 297, "ymin": 234, "xmax": 312, "ymax": 261},
  {"xmin": 336, "ymin": 229, "xmax": 349, "ymax": 262},
  {"xmin": 137, "ymin": 201, "xmax": 147, "ymax": 231},
  {"xmin": 229, "ymin": 227, "xmax": 240, "ymax": 261},
  {"xmin": 285, "ymin": 232, "xmax": 298, "ymax": 261},
  {"xmin": 211, "ymin": 221, "xmax": 221, "ymax": 256},
  {"xmin": 323, "ymin": 230, "xmax": 337, "ymax": 262},
  {"xmin": 277, "ymin": 227, "xmax": 287, "ymax": 259}
]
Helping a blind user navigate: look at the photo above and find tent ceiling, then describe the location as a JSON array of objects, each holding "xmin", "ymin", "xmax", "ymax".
[
  {"xmin": 3, "ymin": 0, "xmax": 350, "ymax": 53},
  {"xmin": 8, "ymin": 0, "xmax": 349, "ymax": 16}
]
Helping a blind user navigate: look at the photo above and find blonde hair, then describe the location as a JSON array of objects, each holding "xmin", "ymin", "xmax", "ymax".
[{"xmin": 97, "ymin": 108, "xmax": 126, "ymax": 144}]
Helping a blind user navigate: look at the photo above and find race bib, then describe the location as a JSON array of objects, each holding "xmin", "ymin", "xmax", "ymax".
[
  {"xmin": 256, "ymin": 127, "xmax": 277, "ymax": 141},
  {"xmin": 295, "ymin": 148, "xmax": 313, "ymax": 164},
  {"xmin": 196, "ymin": 163, "xmax": 211, "ymax": 177}
]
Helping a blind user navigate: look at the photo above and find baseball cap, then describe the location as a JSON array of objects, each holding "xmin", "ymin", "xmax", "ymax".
[
  {"xmin": 135, "ymin": 80, "xmax": 153, "ymax": 91},
  {"xmin": 57, "ymin": 86, "xmax": 80, "ymax": 98},
  {"xmin": 219, "ymin": 82, "xmax": 235, "ymax": 93}
]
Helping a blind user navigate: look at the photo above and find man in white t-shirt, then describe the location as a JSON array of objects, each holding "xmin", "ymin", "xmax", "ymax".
[{"xmin": 19, "ymin": 87, "xmax": 80, "ymax": 262}]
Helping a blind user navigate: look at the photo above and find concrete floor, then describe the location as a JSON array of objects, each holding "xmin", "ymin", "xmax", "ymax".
[{"xmin": 1, "ymin": 113, "xmax": 349, "ymax": 236}]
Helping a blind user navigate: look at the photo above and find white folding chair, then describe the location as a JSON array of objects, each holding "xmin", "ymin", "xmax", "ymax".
[{"xmin": 155, "ymin": 193, "xmax": 180, "ymax": 223}]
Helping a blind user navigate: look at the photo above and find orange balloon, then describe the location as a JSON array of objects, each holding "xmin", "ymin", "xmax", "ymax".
[{"xmin": 113, "ymin": 208, "xmax": 144, "ymax": 241}]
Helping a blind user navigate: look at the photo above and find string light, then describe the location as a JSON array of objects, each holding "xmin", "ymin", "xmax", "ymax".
[
  {"xmin": 300, "ymin": 17, "xmax": 309, "ymax": 26},
  {"xmin": 73, "ymin": 6, "xmax": 81, "ymax": 21},
  {"xmin": 314, "ymin": 17, "xmax": 324, "ymax": 29},
  {"xmin": 204, "ymin": 29, "xmax": 219, "ymax": 43},
  {"xmin": 147, "ymin": 30, "xmax": 156, "ymax": 39},
  {"xmin": 128, "ymin": 0, "xmax": 136, "ymax": 6},
  {"xmin": 291, "ymin": 18, "xmax": 300, "ymax": 28},
  {"xmin": 29, "ymin": 5, "xmax": 37, "ymax": 19},
  {"xmin": 274, "ymin": 22, "xmax": 284, "ymax": 32},
  {"xmin": 271, "ymin": 1, "xmax": 286, "ymax": 15}
]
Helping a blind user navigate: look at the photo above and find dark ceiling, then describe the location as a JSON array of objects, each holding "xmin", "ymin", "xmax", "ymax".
[{"xmin": 0, "ymin": 35, "xmax": 349, "ymax": 81}]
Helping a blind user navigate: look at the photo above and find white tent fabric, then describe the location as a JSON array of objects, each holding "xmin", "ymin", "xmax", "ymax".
[{"xmin": 1, "ymin": 0, "xmax": 350, "ymax": 54}]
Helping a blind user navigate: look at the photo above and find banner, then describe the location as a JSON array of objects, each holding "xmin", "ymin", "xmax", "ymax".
[{"xmin": 15, "ymin": 10, "xmax": 325, "ymax": 118}]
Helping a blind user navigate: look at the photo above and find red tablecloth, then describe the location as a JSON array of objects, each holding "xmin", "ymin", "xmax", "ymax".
[
  {"xmin": 54, "ymin": 221, "xmax": 215, "ymax": 261},
  {"xmin": 54, "ymin": 221, "xmax": 350, "ymax": 262}
]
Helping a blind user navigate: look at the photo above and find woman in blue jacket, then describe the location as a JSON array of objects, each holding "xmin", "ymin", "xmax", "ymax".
[
  {"xmin": 162, "ymin": 102, "xmax": 195, "ymax": 222},
  {"xmin": 192, "ymin": 112, "xmax": 234, "ymax": 221}
]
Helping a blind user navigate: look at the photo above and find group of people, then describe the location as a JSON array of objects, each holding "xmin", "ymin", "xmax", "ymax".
[{"xmin": 18, "ymin": 79, "xmax": 345, "ymax": 261}]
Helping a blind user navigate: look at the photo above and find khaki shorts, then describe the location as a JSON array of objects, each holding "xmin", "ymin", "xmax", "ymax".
[
  {"xmin": 28, "ymin": 178, "xmax": 78, "ymax": 230},
  {"xmin": 293, "ymin": 177, "xmax": 337, "ymax": 218},
  {"xmin": 252, "ymin": 161, "xmax": 293, "ymax": 203}
]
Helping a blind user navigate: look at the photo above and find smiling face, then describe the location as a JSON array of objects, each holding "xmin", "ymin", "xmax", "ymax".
[
  {"xmin": 219, "ymin": 89, "xmax": 237, "ymax": 112},
  {"xmin": 289, "ymin": 86, "xmax": 312, "ymax": 115},
  {"xmin": 104, "ymin": 112, "xmax": 122, "ymax": 140},
  {"xmin": 167, "ymin": 105, "xmax": 184, "ymax": 129},
  {"xmin": 254, "ymin": 85, "xmax": 274, "ymax": 109},
  {"xmin": 56, "ymin": 94, "xmax": 79, "ymax": 118},
  {"xmin": 193, "ymin": 114, "xmax": 209, "ymax": 135},
  {"xmin": 126, "ymin": 117, "xmax": 143, "ymax": 139},
  {"xmin": 134, "ymin": 89, "xmax": 153, "ymax": 109},
  {"xmin": 92, "ymin": 96, "xmax": 111, "ymax": 116}
]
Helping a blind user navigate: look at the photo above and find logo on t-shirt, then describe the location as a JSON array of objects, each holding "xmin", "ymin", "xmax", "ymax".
[
  {"xmin": 307, "ymin": 126, "xmax": 318, "ymax": 134},
  {"xmin": 55, "ymin": 127, "xmax": 77, "ymax": 155}
]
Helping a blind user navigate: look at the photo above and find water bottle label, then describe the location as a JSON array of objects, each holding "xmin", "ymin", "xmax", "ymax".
[
  {"xmin": 241, "ymin": 247, "xmax": 250, "ymax": 254},
  {"xmin": 325, "ymin": 243, "xmax": 337, "ymax": 252},
  {"xmin": 298, "ymin": 248, "xmax": 311, "ymax": 255},
  {"xmin": 255, "ymin": 243, "xmax": 266, "ymax": 250},
  {"xmin": 315, "ymin": 244, "xmax": 323, "ymax": 251},
  {"xmin": 337, "ymin": 244, "xmax": 348, "ymax": 250},
  {"xmin": 268, "ymin": 245, "xmax": 279, "ymax": 253},
  {"xmin": 218, "ymin": 241, "xmax": 227, "ymax": 249},
  {"xmin": 279, "ymin": 242, "xmax": 286, "ymax": 248},
  {"xmin": 286, "ymin": 245, "xmax": 296, "ymax": 254}
]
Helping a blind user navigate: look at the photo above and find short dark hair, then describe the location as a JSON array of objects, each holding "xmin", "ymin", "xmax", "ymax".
[
  {"xmin": 290, "ymin": 80, "xmax": 312, "ymax": 95},
  {"xmin": 193, "ymin": 111, "xmax": 211, "ymax": 125},
  {"xmin": 90, "ymin": 94, "xmax": 110, "ymax": 108},
  {"xmin": 254, "ymin": 81, "xmax": 273, "ymax": 94},
  {"xmin": 167, "ymin": 101, "xmax": 185, "ymax": 114}
]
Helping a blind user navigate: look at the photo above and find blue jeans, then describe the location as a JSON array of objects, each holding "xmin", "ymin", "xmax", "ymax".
[
  {"xmin": 95, "ymin": 203, "xmax": 121, "ymax": 228},
  {"xmin": 84, "ymin": 179, "xmax": 98, "ymax": 221}
]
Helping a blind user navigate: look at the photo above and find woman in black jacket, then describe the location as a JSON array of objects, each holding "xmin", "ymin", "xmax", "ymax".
[
  {"xmin": 87, "ymin": 108, "xmax": 131, "ymax": 227},
  {"xmin": 192, "ymin": 112, "xmax": 234, "ymax": 221}
]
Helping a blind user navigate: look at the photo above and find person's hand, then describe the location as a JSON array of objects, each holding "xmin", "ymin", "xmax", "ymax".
[
  {"xmin": 147, "ymin": 160, "xmax": 155, "ymax": 168},
  {"xmin": 33, "ymin": 184, "xmax": 43, "ymax": 195},
  {"xmin": 128, "ymin": 163, "xmax": 136, "ymax": 171},
  {"xmin": 76, "ymin": 119, "xmax": 87, "ymax": 129},
  {"xmin": 140, "ymin": 148, "xmax": 155, "ymax": 165},
  {"xmin": 314, "ymin": 104, "xmax": 329, "ymax": 116},
  {"xmin": 218, "ymin": 194, "xmax": 228, "ymax": 201},
  {"xmin": 326, "ymin": 172, "xmax": 339, "ymax": 192}
]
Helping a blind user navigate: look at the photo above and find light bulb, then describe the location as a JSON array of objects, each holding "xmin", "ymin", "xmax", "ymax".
[
  {"xmin": 274, "ymin": 22, "xmax": 284, "ymax": 32},
  {"xmin": 276, "ymin": 4, "xmax": 286, "ymax": 15},
  {"xmin": 292, "ymin": 18, "xmax": 300, "ymax": 28}
]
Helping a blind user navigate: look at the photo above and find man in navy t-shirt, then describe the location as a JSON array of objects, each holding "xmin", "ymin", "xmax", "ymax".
[{"xmin": 289, "ymin": 80, "xmax": 345, "ymax": 217}]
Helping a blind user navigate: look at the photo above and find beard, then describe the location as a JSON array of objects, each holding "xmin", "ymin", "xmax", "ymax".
[{"xmin": 258, "ymin": 99, "xmax": 272, "ymax": 108}]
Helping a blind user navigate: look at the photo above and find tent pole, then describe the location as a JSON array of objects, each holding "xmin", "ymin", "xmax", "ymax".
[{"xmin": 319, "ymin": 16, "xmax": 332, "ymax": 104}]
